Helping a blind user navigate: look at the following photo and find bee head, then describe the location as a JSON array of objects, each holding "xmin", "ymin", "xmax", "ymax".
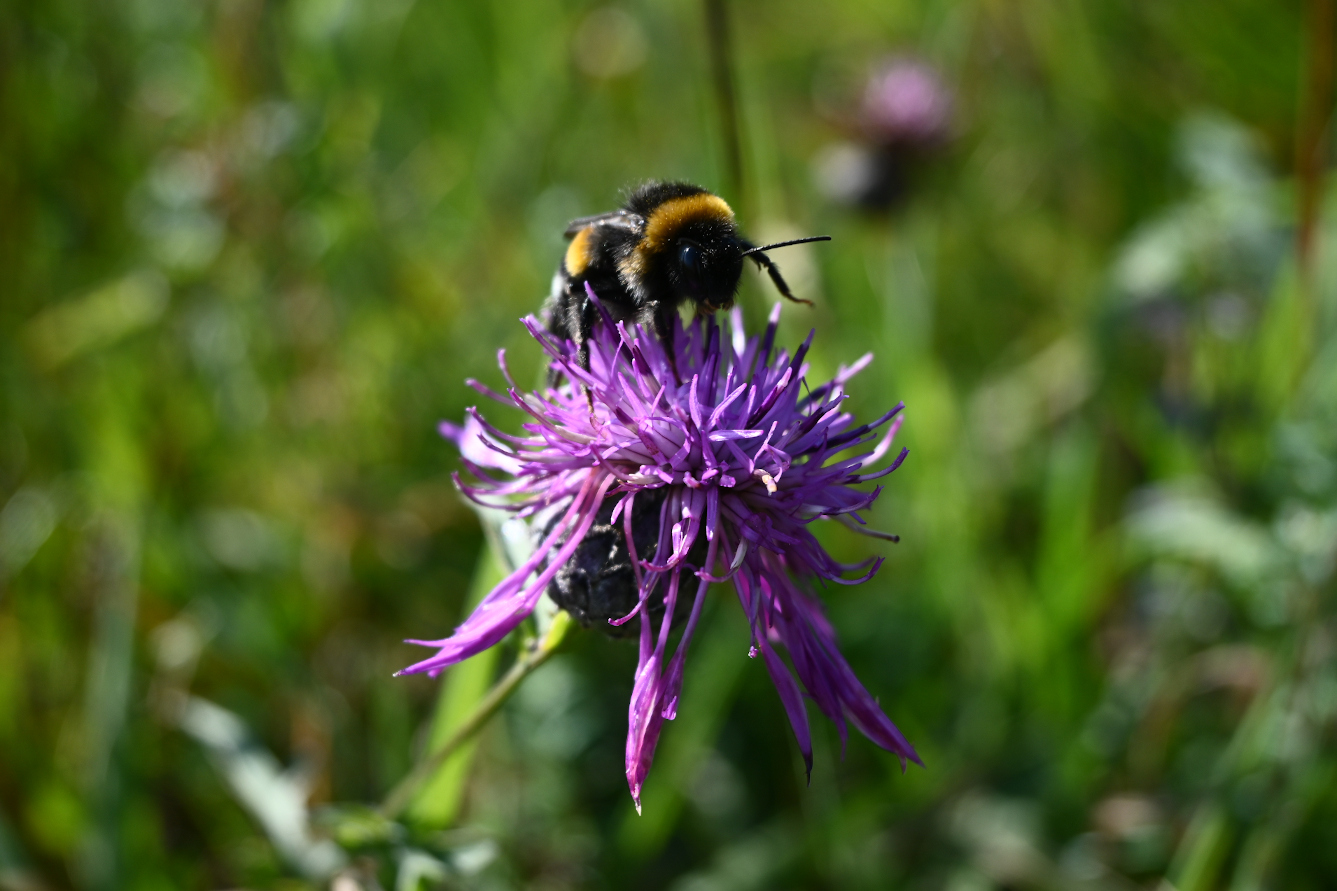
[
  {"xmin": 623, "ymin": 187, "xmax": 744, "ymax": 312},
  {"xmin": 669, "ymin": 222, "xmax": 746, "ymax": 312}
]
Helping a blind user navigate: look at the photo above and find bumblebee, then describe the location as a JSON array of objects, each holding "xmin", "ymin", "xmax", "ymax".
[
  {"xmin": 545, "ymin": 489, "xmax": 704, "ymax": 637},
  {"xmin": 542, "ymin": 182, "xmax": 826, "ymax": 633},
  {"xmin": 546, "ymin": 180, "xmax": 829, "ymax": 374}
]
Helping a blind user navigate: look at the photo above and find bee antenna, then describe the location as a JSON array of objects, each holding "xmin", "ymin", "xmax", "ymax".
[{"xmin": 740, "ymin": 235, "xmax": 832, "ymax": 257}]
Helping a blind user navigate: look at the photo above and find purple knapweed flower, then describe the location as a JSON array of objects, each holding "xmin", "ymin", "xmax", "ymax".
[
  {"xmin": 860, "ymin": 56, "xmax": 953, "ymax": 149},
  {"xmin": 400, "ymin": 290, "xmax": 921, "ymax": 810},
  {"xmin": 814, "ymin": 56, "xmax": 953, "ymax": 211}
]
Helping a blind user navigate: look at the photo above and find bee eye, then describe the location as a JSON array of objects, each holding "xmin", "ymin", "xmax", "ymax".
[{"xmin": 678, "ymin": 242, "xmax": 702, "ymax": 277}]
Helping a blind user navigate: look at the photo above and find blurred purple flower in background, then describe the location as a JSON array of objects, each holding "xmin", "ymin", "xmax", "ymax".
[
  {"xmin": 815, "ymin": 55, "xmax": 954, "ymax": 211},
  {"xmin": 400, "ymin": 292, "xmax": 920, "ymax": 810},
  {"xmin": 860, "ymin": 57, "xmax": 953, "ymax": 148}
]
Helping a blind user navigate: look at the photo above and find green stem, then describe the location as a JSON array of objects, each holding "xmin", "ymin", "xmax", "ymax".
[
  {"xmin": 1296, "ymin": 0, "xmax": 1334, "ymax": 283},
  {"xmin": 379, "ymin": 610, "xmax": 572, "ymax": 821},
  {"xmin": 704, "ymin": 0, "xmax": 745, "ymax": 202}
]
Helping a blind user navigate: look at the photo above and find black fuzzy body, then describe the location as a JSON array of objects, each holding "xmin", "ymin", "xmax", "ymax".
[{"xmin": 544, "ymin": 489, "xmax": 706, "ymax": 638}]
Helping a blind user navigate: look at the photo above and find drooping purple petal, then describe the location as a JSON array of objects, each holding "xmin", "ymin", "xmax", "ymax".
[
  {"xmin": 753, "ymin": 551, "xmax": 921, "ymax": 769},
  {"xmin": 758, "ymin": 636, "xmax": 813, "ymax": 782},
  {"xmin": 397, "ymin": 472, "xmax": 615, "ymax": 677}
]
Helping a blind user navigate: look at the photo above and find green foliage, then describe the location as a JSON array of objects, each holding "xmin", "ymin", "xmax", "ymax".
[{"xmin": 0, "ymin": 0, "xmax": 1331, "ymax": 888}]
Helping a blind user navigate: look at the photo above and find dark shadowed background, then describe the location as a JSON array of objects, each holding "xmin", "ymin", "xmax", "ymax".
[{"xmin": 3, "ymin": 0, "xmax": 1335, "ymax": 888}]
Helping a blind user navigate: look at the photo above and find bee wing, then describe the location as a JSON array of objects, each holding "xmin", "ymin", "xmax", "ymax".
[{"xmin": 563, "ymin": 210, "xmax": 646, "ymax": 238}]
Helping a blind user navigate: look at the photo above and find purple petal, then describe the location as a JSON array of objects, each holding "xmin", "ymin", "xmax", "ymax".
[
  {"xmin": 758, "ymin": 638, "xmax": 813, "ymax": 782},
  {"xmin": 757, "ymin": 554, "xmax": 921, "ymax": 768},
  {"xmin": 660, "ymin": 538, "xmax": 718, "ymax": 720},
  {"xmin": 397, "ymin": 473, "xmax": 614, "ymax": 677},
  {"xmin": 625, "ymin": 568, "xmax": 683, "ymax": 812}
]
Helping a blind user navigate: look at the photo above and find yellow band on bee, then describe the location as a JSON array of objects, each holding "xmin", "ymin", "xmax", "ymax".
[
  {"xmin": 641, "ymin": 194, "xmax": 734, "ymax": 252},
  {"xmin": 564, "ymin": 227, "xmax": 594, "ymax": 276},
  {"xmin": 619, "ymin": 193, "xmax": 735, "ymax": 282}
]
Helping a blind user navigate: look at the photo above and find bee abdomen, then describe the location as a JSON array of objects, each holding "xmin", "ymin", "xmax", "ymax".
[{"xmin": 544, "ymin": 490, "xmax": 704, "ymax": 637}]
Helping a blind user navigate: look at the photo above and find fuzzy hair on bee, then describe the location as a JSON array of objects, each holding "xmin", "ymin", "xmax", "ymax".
[
  {"xmin": 545, "ymin": 180, "xmax": 830, "ymax": 377},
  {"xmin": 543, "ymin": 488, "xmax": 703, "ymax": 637}
]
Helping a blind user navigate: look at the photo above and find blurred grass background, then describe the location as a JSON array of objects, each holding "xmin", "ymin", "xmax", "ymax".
[{"xmin": 2, "ymin": 0, "xmax": 1336, "ymax": 888}]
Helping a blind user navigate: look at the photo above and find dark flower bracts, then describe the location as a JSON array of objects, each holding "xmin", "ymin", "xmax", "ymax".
[{"xmin": 400, "ymin": 291, "xmax": 921, "ymax": 809}]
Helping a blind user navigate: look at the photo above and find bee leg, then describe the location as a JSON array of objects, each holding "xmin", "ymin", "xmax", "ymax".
[
  {"xmin": 750, "ymin": 253, "xmax": 814, "ymax": 306},
  {"xmin": 649, "ymin": 304, "xmax": 682, "ymax": 384},
  {"xmin": 546, "ymin": 276, "xmax": 584, "ymax": 386},
  {"xmin": 545, "ymin": 325, "xmax": 563, "ymax": 386},
  {"xmin": 576, "ymin": 292, "xmax": 600, "ymax": 412},
  {"xmin": 576, "ymin": 292, "xmax": 600, "ymax": 374},
  {"xmin": 550, "ymin": 280, "xmax": 595, "ymax": 378}
]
